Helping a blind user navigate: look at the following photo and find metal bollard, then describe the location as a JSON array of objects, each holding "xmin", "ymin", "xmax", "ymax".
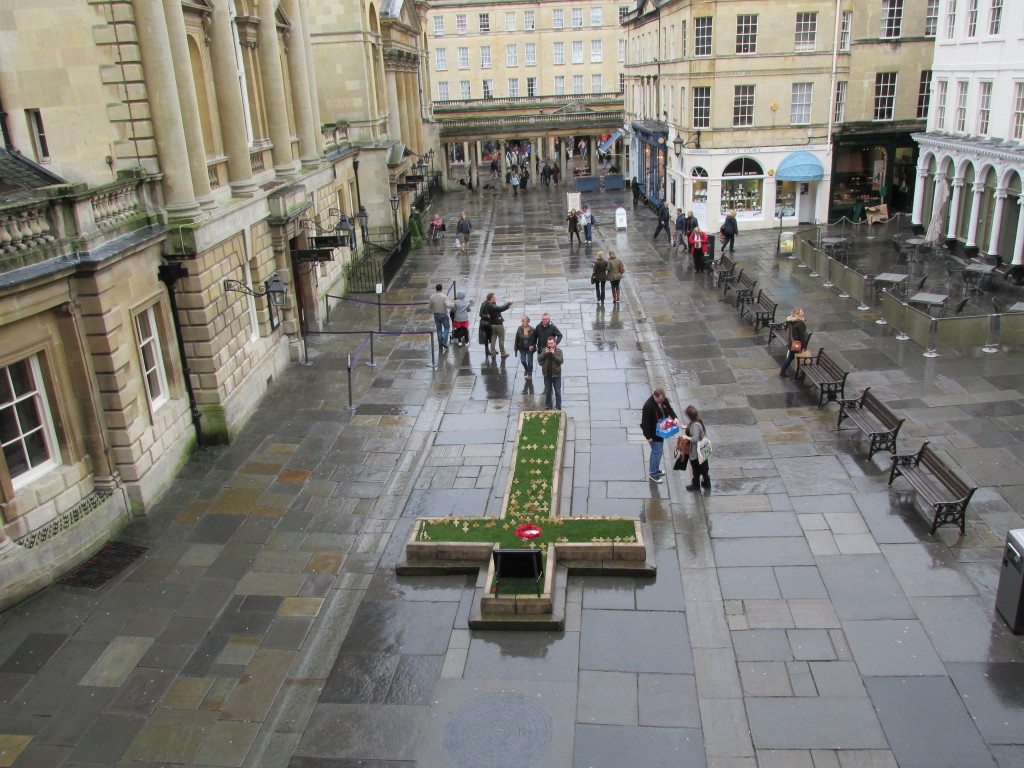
[
  {"xmin": 430, "ymin": 331, "xmax": 436, "ymax": 368},
  {"xmin": 822, "ymin": 257, "xmax": 834, "ymax": 288},
  {"xmin": 325, "ymin": 296, "xmax": 330, "ymax": 325},
  {"xmin": 982, "ymin": 313, "xmax": 1001, "ymax": 354},
  {"xmin": 875, "ymin": 288, "xmax": 889, "ymax": 325},
  {"xmin": 923, "ymin": 317, "xmax": 940, "ymax": 357},
  {"xmin": 808, "ymin": 251, "xmax": 820, "ymax": 278},
  {"xmin": 346, "ymin": 355, "xmax": 355, "ymax": 410},
  {"xmin": 368, "ymin": 332, "xmax": 377, "ymax": 367},
  {"xmin": 377, "ymin": 293, "xmax": 383, "ymax": 333},
  {"xmin": 838, "ymin": 266, "xmax": 850, "ymax": 298},
  {"xmin": 895, "ymin": 302, "xmax": 910, "ymax": 341}
]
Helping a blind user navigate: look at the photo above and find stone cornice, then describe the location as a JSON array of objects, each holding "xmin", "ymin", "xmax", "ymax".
[
  {"xmin": 383, "ymin": 47, "xmax": 421, "ymax": 70},
  {"xmin": 915, "ymin": 132, "xmax": 1024, "ymax": 166}
]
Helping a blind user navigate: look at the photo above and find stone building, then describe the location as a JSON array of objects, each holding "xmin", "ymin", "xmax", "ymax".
[
  {"xmin": 424, "ymin": 0, "xmax": 628, "ymax": 179},
  {"xmin": 623, "ymin": 0, "xmax": 935, "ymax": 231},
  {"xmin": 912, "ymin": 0, "xmax": 1024, "ymax": 268},
  {"xmin": 0, "ymin": 0, "xmax": 435, "ymax": 609}
]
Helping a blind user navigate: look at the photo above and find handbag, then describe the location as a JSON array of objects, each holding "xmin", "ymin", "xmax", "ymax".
[
  {"xmin": 672, "ymin": 454, "xmax": 689, "ymax": 471},
  {"xmin": 590, "ymin": 274, "xmax": 597, "ymax": 284},
  {"xmin": 790, "ymin": 340, "xmax": 803, "ymax": 353},
  {"xmin": 697, "ymin": 436, "xmax": 713, "ymax": 464}
]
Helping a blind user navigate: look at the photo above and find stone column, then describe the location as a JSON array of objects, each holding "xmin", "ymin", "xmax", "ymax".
[
  {"xmin": 163, "ymin": 0, "xmax": 214, "ymax": 211},
  {"xmin": 1013, "ymin": 197, "xmax": 1024, "ymax": 265},
  {"xmin": 396, "ymin": 72, "xmax": 412, "ymax": 147},
  {"xmin": 0, "ymin": 528, "xmax": 12, "ymax": 556},
  {"xmin": 296, "ymin": 0, "xmax": 324, "ymax": 154},
  {"xmin": 281, "ymin": 0, "xmax": 318, "ymax": 166},
  {"xmin": 987, "ymin": 191, "xmax": 1008, "ymax": 257},
  {"xmin": 132, "ymin": 0, "xmax": 200, "ymax": 218},
  {"xmin": 209, "ymin": 0, "xmax": 258, "ymax": 195},
  {"xmin": 965, "ymin": 182, "xmax": 986, "ymax": 248},
  {"xmin": 387, "ymin": 70, "xmax": 402, "ymax": 140},
  {"xmin": 258, "ymin": 4, "xmax": 298, "ymax": 177},
  {"xmin": 911, "ymin": 167, "xmax": 929, "ymax": 227},
  {"xmin": 946, "ymin": 180, "xmax": 964, "ymax": 241},
  {"xmin": 590, "ymin": 136, "xmax": 598, "ymax": 175},
  {"xmin": 499, "ymin": 140, "xmax": 508, "ymax": 182},
  {"xmin": 558, "ymin": 138, "xmax": 566, "ymax": 181}
]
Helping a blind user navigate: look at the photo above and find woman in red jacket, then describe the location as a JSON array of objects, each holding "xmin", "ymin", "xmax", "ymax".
[{"xmin": 688, "ymin": 226, "xmax": 709, "ymax": 273}]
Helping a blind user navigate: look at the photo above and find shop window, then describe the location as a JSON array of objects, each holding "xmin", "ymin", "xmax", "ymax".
[
  {"xmin": 721, "ymin": 158, "xmax": 764, "ymax": 220},
  {"xmin": 691, "ymin": 166, "xmax": 709, "ymax": 223},
  {"xmin": 832, "ymin": 146, "xmax": 890, "ymax": 212},
  {"xmin": 135, "ymin": 305, "xmax": 170, "ymax": 412},
  {"xmin": 0, "ymin": 356, "xmax": 60, "ymax": 490},
  {"xmin": 777, "ymin": 182, "xmax": 797, "ymax": 219},
  {"xmin": 736, "ymin": 14, "xmax": 757, "ymax": 54}
]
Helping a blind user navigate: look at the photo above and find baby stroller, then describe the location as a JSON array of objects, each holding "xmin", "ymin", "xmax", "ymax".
[{"xmin": 428, "ymin": 217, "xmax": 446, "ymax": 243}]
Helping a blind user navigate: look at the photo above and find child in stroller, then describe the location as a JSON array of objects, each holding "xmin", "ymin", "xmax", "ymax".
[{"xmin": 428, "ymin": 213, "xmax": 446, "ymax": 243}]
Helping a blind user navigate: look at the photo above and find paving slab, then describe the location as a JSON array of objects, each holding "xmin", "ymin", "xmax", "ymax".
[
  {"xmin": 573, "ymin": 723, "xmax": 707, "ymax": 768},
  {"xmin": 580, "ymin": 609, "xmax": 693, "ymax": 674},
  {"xmin": 747, "ymin": 698, "xmax": 887, "ymax": 750}
]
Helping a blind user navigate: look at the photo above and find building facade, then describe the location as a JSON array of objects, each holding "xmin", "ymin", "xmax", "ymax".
[
  {"xmin": 623, "ymin": 0, "xmax": 934, "ymax": 231},
  {"xmin": 0, "ymin": 0, "xmax": 435, "ymax": 609},
  {"xmin": 911, "ymin": 0, "xmax": 1024, "ymax": 268}
]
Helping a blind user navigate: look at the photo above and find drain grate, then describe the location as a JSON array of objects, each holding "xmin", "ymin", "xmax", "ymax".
[{"xmin": 57, "ymin": 541, "xmax": 149, "ymax": 589}]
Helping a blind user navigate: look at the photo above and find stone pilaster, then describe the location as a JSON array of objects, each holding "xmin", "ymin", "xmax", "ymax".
[
  {"xmin": 296, "ymin": 0, "xmax": 324, "ymax": 155},
  {"xmin": 281, "ymin": 0, "xmax": 318, "ymax": 166},
  {"xmin": 258, "ymin": 7, "xmax": 298, "ymax": 178}
]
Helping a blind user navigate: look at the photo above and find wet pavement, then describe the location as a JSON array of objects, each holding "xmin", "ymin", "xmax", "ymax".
[{"xmin": 1, "ymin": 184, "xmax": 1024, "ymax": 767}]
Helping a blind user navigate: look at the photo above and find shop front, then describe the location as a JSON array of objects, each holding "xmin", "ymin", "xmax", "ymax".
[
  {"xmin": 829, "ymin": 128, "xmax": 920, "ymax": 222},
  {"xmin": 720, "ymin": 158, "xmax": 765, "ymax": 221},
  {"xmin": 631, "ymin": 121, "xmax": 668, "ymax": 206}
]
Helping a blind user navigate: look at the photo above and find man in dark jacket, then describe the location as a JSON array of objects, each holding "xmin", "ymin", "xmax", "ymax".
[
  {"xmin": 538, "ymin": 336, "xmax": 564, "ymax": 410},
  {"xmin": 673, "ymin": 208, "xmax": 687, "ymax": 250},
  {"xmin": 533, "ymin": 313, "xmax": 563, "ymax": 351},
  {"xmin": 640, "ymin": 388, "xmax": 677, "ymax": 483},
  {"xmin": 481, "ymin": 292, "xmax": 513, "ymax": 358},
  {"xmin": 653, "ymin": 203, "xmax": 671, "ymax": 243},
  {"xmin": 631, "ymin": 178, "xmax": 641, "ymax": 206},
  {"xmin": 684, "ymin": 211, "xmax": 699, "ymax": 237},
  {"xmin": 720, "ymin": 210, "xmax": 738, "ymax": 253}
]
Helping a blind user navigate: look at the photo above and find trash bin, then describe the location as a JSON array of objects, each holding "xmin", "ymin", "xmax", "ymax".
[
  {"xmin": 996, "ymin": 528, "xmax": 1024, "ymax": 633},
  {"xmin": 779, "ymin": 231, "xmax": 796, "ymax": 256},
  {"xmin": 706, "ymin": 234, "xmax": 716, "ymax": 260}
]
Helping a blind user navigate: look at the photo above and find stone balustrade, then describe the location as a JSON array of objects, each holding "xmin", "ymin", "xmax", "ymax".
[{"xmin": 0, "ymin": 200, "xmax": 56, "ymax": 254}]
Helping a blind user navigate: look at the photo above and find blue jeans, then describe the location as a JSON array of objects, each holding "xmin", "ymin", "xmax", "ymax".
[
  {"xmin": 649, "ymin": 440, "xmax": 664, "ymax": 476},
  {"xmin": 434, "ymin": 313, "xmax": 451, "ymax": 346},
  {"xmin": 519, "ymin": 349, "xmax": 533, "ymax": 375},
  {"xmin": 544, "ymin": 376, "xmax": 562, "ymax": 409},
  {"xmin": 584, "ymin": 223, "xmax": 593, "ymax": 242}
]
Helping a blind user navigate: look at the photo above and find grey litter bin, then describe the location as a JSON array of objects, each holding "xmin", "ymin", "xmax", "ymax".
[{"xmin": 996, "ymin": 528, "xmax": 1024, "ymax": 633}]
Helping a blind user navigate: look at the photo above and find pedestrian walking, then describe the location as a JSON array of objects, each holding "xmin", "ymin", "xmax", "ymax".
[
  {"xmin": 684, "ymin": 210, "xmax": 698, "ymax": 239},
  {"xmin": 720, "ymin": 210, "xmax": 738, "ymax": 254},
  {"xmin": 552, "ymin": 165, "xmax": 561, "ymax": 186},
  {"xmin": 533, "ymin": 313, "xmax": 563, "ymax": 352},
  {"xmin": 481, "ymin": 292, "xmax": 512, "ymax": 358},
  {"xmin": 606, "ymin": 250, "xmax": 625, "ymax": 304},
  {"xmin": 509, "ymin": 170, "xmax": 520, "ymax": 198},
  {"xmin": 779, "ymin": 308, "xmax": 808, "ymax": 377},
  {"xmin": 653, "ymin": 202, "xmax": 671, "ymax": 242},
  {"xmin": 452, "ymin": 291, "xmax": 473, "ymax": 346},
  {"xmin": 640, "ymin": 388, "xmax": 677, "ymax": 483},
  {"xmin": 538, "ymin": 336, "xmax": 563, "ymax": 410},
  {"xmin": 673, "ymin": 208, "xmax": 686, "ymax": 250},
  {"xmin": 688, "ymin": 225, "xmax": 709, "ymax": 272},
  {"xmin": 456, "ymin": 211, "xmax": 471, "ymax": 249},
  {"xmin": 631, "ymin": 177, "xmax": 641, "ymax": 206},
  {"xmin": 680, "ymin": 405, "xmax": 711, "ymax": 490},
  {"xmin": 428, "ymin": 283, "xmax": 453, "ymax": 350},
  {"xmin": 592, "ymin": 250, "xmax": 609, "ymax": 304},
  {"xmin": 580, "ymin": 205, "xmax": 594, "ymax": 243},
  {"xmin": 520, "ymin": 167, "xmax": 529, "ymax": 194},
  {"xmin": 514, "ymin": 316, "xmax": 536, "ymax": 380},
  {"xmin": 567, "ymin": 209, "xmax": 582, "ymax": 245},
  {"xmin": 490, "ymin": 159, "xmax": 500, "ymax": 179}
]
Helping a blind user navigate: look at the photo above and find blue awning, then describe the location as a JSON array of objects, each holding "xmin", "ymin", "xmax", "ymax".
[
  {"xmin": 776, "ymin": 151, "xmax": 824, "ymax": 182},
  {"xmin": 598, "ymin": 130, "xmax": 624, "ymax": 154}
]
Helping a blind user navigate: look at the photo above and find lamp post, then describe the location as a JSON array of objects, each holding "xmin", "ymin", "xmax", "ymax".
[
  {"xmin": 357, "ymin": 205, "xmax": 369, "ymax": 241},
  {"xmin": 223, "ymin": 273, "xmax": 289, "ymax": 307},
  {"xmin": 390, "ymin": 194, "xmax": 400, "ymax": 240}
]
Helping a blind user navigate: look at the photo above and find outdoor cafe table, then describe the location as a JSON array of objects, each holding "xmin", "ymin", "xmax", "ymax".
[
  {"xmin": 1008, "ymin": 302, "xmax": 1024, "ymax": 312},
  {"xmin": 908, "ymin": 292, "xmax": 949, "ymax": 312},
  {"xmin": 874, "ymin": 272, "xmax": 909, "ymax": 288},
  {"xmin": 964, "ymin": 262, "xmax": 996, "ymax": 293}
]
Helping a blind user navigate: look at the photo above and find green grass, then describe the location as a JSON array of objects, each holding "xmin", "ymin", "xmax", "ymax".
[
  {"xmin": 507, "ymin": 411, "xmax": 562, "ymax": 520},
  {"xmin": 417, "ymin": 517, "xmax": 637, "ymax": 548}
]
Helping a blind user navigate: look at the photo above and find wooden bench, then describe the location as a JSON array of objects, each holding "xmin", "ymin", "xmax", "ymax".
[
  {"xmin": 725, "ymin": 270, "xmax": 757, "ymax": 309},
  {"xmin": 767, "ymin": 323, "xmax": 813, "ymax": 351},
  {"xmin": 796, "ymin": 348, "xmax": 849, "ymax": 408},
  {"xmin": 837, "ymin": 387, "xmax": 905, "ymax": 459},
  {"xmin": 713, "ymin": 254, "xmax": 738, "ymax": 289},
  {"xmin": 888, "ymin": 442, "xmax": 977, "ymax": 534},
  {"xmin": 742, "ymin": 290, "xmax": 778, "ymax": 333}
]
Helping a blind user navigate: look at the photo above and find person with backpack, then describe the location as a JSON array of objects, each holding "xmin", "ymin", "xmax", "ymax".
[
  {"xmin": 720, "ymin": 210, "xmax": 738, "ymax": 254},
  {"xmin": 455, "ymin": 211, "xmax": 471, "ymax": 250},
  {"xmin": 631, "ymin": 177, "xmax": 641, "ymax": 206},
  {"xmin": 451, "ymin": 291, "xmax": 473, "ymax": 346}
]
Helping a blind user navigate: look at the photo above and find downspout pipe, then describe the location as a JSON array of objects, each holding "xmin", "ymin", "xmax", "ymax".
[
  {"xmin": 827, "ymin": 0, "xmax": 842, "ymax": 147},
  {"xmin": 0, "ymin": 94, "xmax": 12, "ymax": 150},
  {"xmin": 157, "ymin": 262, "xmax": 205, "ymax": 447}
]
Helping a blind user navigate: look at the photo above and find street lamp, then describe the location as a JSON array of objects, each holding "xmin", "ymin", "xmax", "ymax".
[
  {"xmin": 223, "ymin": 273, "xmax": 288, "ymax": 307},
  {"xmin": 389, "ymin": 194, "xmax": 400, "ymax": 239},
  {"xmin": 357, "ymin": 205, "xmax": 369, "ymax": 240}
]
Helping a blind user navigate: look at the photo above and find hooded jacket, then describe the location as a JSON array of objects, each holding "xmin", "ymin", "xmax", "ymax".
[{"xmin": 453, "ymin": 291, "xmax": 474, "ymax": 322}]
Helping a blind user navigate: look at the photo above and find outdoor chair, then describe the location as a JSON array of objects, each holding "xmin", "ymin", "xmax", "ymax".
[
  {"xmin": 945, "ymin": 260, "xmax": 964, "ymax": 289},
  {"xmin": 992, "ymin": 297, "xmax": 1007, "ymax": 313},
  {"xmin": 948, "ymin": 297, "xmax": 969, "ymax": 317},
  {"xmin": 913, "ymin": 274, "xmax": 927, "ymax": 292}
]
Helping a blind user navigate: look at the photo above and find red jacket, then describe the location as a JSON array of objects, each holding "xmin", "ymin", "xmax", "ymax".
[{"xmin": 689, "ymin": 230, "xmax": 708, "ymax": 252}]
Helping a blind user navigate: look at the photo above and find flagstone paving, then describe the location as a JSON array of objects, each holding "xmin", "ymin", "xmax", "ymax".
[{"xmin": 1, "ymin": 184, "xmax": 1024, "ymax": 766}]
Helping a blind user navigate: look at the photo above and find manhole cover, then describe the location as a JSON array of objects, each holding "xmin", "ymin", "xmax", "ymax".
[
  {"xmin": 58, "ymin": 541, "xmax": 148, "ymax": 589},
  {"xmin": 442, "ymin": 692, "xmax": 553, "ymax": 768}
]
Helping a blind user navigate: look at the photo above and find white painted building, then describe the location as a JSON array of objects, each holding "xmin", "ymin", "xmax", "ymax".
[{"xmin": 912, "ymin": 0, "xmax": 1024, "ymax": 268}]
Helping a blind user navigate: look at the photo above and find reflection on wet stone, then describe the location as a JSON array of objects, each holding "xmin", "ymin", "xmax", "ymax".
[{"xmin": 442, "ymin": 692, "xmax": 553, "ymax": 768}]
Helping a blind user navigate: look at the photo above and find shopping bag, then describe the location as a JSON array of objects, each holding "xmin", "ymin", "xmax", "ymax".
[{"xmin": 697, "ymin": 436, "xmax": 713, "ymax": 464}]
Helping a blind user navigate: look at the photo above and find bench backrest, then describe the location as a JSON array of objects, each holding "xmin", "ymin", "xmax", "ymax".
[
  {"xmin": 754, "ymin": 290, "xmax": 778, "ymax": 311},
  {"xmin": 737, "ymin": 272, "xmax": 756, "ymax": 289},
  {"xmin": 721, "ymin": 255, "xmax": 736, "ymax": 272},
  {"xmin": 815, "ymin": 349, "xmax": 846, "ymax": 379},
  {"xmin": 918, "ymin": 443, "xmax": 972, "ymax": 500},
  {"xmin": 861, "ymin": 388, "xmax": 902, "ymax": 431}
]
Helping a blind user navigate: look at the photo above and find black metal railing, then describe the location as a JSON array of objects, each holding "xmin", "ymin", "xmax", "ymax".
[{"xmin": 345, "ymin": 229, "xmax": 412, "ymax": 293}]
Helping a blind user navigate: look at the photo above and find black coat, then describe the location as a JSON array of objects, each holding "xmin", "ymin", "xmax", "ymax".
[
  {"xmin": 640, "ymin": 395, "xmax": 677, "ymax": 442},
  {"xmin": 534, "ymin": 321, "xmax": 563, "ymax": 350},
  {"xmin": 482, "ymin": 300, "xmax": 511, "ymax": 325}
]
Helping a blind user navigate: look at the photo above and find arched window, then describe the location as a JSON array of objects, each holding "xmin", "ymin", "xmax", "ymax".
[
  {"xmin": 691, "ymin": 166, "xmax": 708, "ymax": 177},
  {"xmin": 721, "ymin": 158, "xmax": 764, "ymax": 219},
  {"xmin": 722, "ymin": 158, "xmax": 763, "ymax": 177}
]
